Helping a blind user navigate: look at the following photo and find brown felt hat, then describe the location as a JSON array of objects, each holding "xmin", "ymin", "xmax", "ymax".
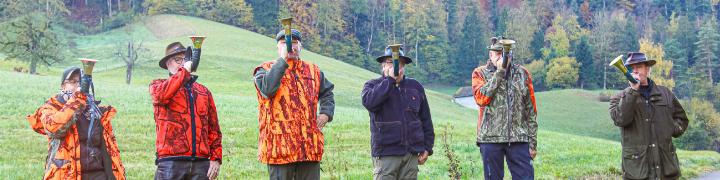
[
  {"xmin": 159, "ymin": 42, "xmax": 187, "ymax": 69},
  {"xmin": 624, "ymin": 52, "xmax": 656, "ymax": 66}
]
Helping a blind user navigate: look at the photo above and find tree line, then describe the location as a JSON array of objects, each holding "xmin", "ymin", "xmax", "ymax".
[{"xmin": 1, "ymin": 0, "xmax": 719, "ymax": 152}]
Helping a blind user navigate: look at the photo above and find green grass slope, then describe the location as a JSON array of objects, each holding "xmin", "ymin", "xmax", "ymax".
[{"xmin": 1, "ymin": 15, "xmax": 718, "ymax": 179}]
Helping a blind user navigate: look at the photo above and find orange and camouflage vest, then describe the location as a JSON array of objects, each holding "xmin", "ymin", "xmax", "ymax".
[
  {"xmin": 27, "ymin": 93, "xmax": 126, "ymax": 180},
  {"xmin": 254, "ymin": 59, "xmax": 324, "ymax": 164}
]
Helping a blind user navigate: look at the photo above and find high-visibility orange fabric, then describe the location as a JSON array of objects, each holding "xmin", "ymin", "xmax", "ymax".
[
  {"xmin": 27, "ymin": 93, "xmax": 126, "ymax": 180},
  {"xmin": 254, "ymin": 59, "xmax": 324, "ymax": 165},
  {"xmin": 149, "ymin": 68, "xmax": 223, "ymax": 163},
  {"xmin": 472, "ymin": 67, "xmax": 493, "ymax": 107}
]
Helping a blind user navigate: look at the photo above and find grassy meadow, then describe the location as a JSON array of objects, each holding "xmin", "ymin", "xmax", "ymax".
[{"xmin": 0, "ymin": 15, "xmax": 718, "ymax": 179}]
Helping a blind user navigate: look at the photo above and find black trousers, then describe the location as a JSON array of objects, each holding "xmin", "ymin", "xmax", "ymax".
[
  {"xmin": 267, "ymin": 161, "xmax": 320, "ymax": 180},
  {"xmin": 155, "ymin": 160, "xmax": 210, "ymax": 180}
]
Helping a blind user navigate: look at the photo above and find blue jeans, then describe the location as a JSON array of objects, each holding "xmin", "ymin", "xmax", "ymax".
[{"xmin": 479, "ymin": 143, "xmax": 534, "ymax": 180}]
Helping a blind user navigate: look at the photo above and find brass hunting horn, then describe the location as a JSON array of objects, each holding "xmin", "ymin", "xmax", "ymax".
[
  {"xmin": 280, "ymin": 18, "xmax": 294, "ymax": 54},
  {"xmin": 608, "ymin": 55, "xmax": 639, "ymax": 84},
  {"xmin": 498, "ymin": 37, "xmax": 516, "ymax": 77},
  {"xmin": 185, "ymin": 35, "xmax": 206, "ymax": 72},
  {"xmin": 79, "ymin": 58, "xmax": 103, "ymax": 151},
  {"xmin": 388, "ymin": 44, "xmax": 403, "ymax": 77}
]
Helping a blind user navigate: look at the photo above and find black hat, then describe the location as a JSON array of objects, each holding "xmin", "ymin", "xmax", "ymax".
[
  {"xmin": 275, "ymin": 29, "xmax": 302, "ymax": 42},
  {"xmin": 624, "ymin": 52, "xmax": 656, "ymax": 66},
  {"xmin": 61, "ymin": 66, "xmax": 81, "ymax": 85},
  {"xmin": 375, "ymin": 46, "xmax": 413, "ymax": 64},
  {"xmin": 159, "ymin": 42, "xmax": 187, "ymax": 69}
]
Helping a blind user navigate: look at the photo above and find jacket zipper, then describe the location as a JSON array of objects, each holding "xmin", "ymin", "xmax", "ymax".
[
  {"xmin": 290, "ymin": 64, "xmax": 308, "ymax": 160},
  {"xmin": 398, "ymin": 82, "xmax": 407, "ymax": 148},
  {"xmin": 185, "ymin": 84, "xmax": 197, "ymax": 159},
  {"xmin": 506, "ymin": 67, "xmax": 512, "ymax": 146}
]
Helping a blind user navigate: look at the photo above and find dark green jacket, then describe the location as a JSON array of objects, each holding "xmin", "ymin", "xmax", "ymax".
[{"xmin": 609, "ymin": 80, "xmax": 689, "ymax": 180}]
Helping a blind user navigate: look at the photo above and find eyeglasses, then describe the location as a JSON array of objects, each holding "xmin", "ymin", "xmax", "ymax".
[
  {"xmin": 64, "ymin": 80, "xmax": 79, "ymax": 85},
  {"xmin": 383, "ymin": 60, "xmax": 404, "ymax": 65},
  {"xmin": 171, "ymin": 56, "xmax": 184, "ymax": 64}
]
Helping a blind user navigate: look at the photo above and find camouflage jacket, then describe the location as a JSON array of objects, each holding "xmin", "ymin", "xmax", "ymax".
[{"xmin": 472, "ymin": 63, "xmax": 538, "ymax": 150}]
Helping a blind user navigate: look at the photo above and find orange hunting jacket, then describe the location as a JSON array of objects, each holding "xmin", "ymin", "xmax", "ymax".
[
  {"xmin": 27, "ymin": 92, "xmax": 125, "ymax": 180},
  {"xmin": 254, "ymin": 59, "xmax": 326, "ymax": 164}
]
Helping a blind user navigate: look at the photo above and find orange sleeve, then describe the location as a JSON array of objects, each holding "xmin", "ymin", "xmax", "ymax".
[
  {"xmin": 525, "ymin": 69, "xmax": 537, "ymax": 113},
  {"xmin": 472, "ymin": 67, "xmax": 503, "ymax": 106},
  {"xmin": 27, "ymin": 105, "xmax": 47, "ymax": 135},
  {"xmin": 41, "ymin": 93, "xmax": 87, "ymax": 135},
  {"xmin": 207, "ymin": 91, "xmax": 223, "ymax": 163},
  {"xmin": 150, "ymin": 68, "xmax": 190, "ymax": 106}
]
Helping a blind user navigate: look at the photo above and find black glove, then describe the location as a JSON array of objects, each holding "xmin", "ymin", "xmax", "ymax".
[
  {"xmin": 80, "ymin": 75, "xmax": 92, "ymax": 94},
  {"xmin": 191, "ymin": 47, "xmax": 201, "ymax": 72},
  {"xmin": 183, "ymin": 46, "xmax": 201, "ymax": 72}
]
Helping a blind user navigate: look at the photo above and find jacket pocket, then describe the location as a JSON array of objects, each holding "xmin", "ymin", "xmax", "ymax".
[
  {"xmin": 406, "ymin": 89, "xmax": 421, "ymax": 113},
  {"xmin": 408, "ymin": 120, "xmax": 424, "ymax": 145},
  {"xmin": 269, "ymin": 107, "xmax": 298, "ymax": 134},
  {"xmin": 195, "ymin": 92, "xmax": 209, "ymax": 116},
  {"xmin": 659, "ymin": 143, "xmax": 681, "ymax": 176},
  {"xmin": 376, "ymin": 121, "xmax": 402, "ymax": 146},
  {"xmin": 622, "ymin": 146, "xmax": 649, "ymax": 179},
  {"xmin": 162, "ymin": 122, "xmax": 190, "ymax": 155},
  {"xmin": 46, "ymin": 158, "xmax": 71, "ymax": 178},
  {"xmin": 478, "ymin": 112, "xmax": 499, "ymax": 138}
]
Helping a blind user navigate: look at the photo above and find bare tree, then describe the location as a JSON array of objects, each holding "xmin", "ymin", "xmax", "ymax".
[
  {"xmin": 115, "ymin": 24, "xmax": 148, "ymax": 84},
  {"xmin": 107, "ymin": 0, "xmax": 113, "ymax": 17}
]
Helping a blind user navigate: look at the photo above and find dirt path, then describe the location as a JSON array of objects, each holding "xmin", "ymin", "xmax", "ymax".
[
  {"xmin": 695, "ymin": 172, "xmax": 720, "ymax": 180},
  {"xmin": 454, "ymin": 96, "xmax": 478, "ymax": 110}
]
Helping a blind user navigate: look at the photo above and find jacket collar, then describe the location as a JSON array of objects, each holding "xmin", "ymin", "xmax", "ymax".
[{"xmin": 647, "ymin": 78, "xmax": 662, "ymax": 97}]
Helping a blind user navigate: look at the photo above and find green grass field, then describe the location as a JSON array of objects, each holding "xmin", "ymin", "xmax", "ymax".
[{"xmin": 1, "ymin": 15, "xmax": 719, "ymax": 179}]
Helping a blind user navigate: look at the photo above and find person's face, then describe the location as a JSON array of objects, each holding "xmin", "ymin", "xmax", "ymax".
[
  {"xmin": 166, "ymin": 53, "xmax": 185, "ymax": 75},
  {"xmin": 489, "ymin": 50, "xmax": 502, "ymax": 65},
  {"xmin": 381, "ymin": 57, "xmax": 405, "ymax": 76},
  {"xmin": 629, "ymin": 63, "xmax": 651, "ymax": 84},
  {"xmin": 61, "ymin": 73, "xmax": 80, "ymax": 92},
  {"xmin": 277, "ymin": 39, "xmax": 302, "ymax": 59}
]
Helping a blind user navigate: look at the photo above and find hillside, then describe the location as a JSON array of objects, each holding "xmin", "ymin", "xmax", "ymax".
[{"xmin": 0, "ymin": 15, "xmax": 718, "ymax": 179}]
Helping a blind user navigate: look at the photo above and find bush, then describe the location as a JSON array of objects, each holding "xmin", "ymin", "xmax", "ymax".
[
  {"xmin": 597, "ymin": 91, "xmax": 614, "ymax": 102},
  {"xmin": 101, "ymin": 11, "xmax": 136, "ymax": 31},
  {"xmin": 545, "ymin": 56, "xmax": 579, "ymax": 89},
  {"xmin": 676, "ymin": 99, "xmax": 720, "ymax": 152},
  {"xmin": 525, "ymin": 60, "xmax": 547, "ymax": 91},
  {"xmin": 144, "ymin": 0, "xmax": 193, "ymax": 16},
  {"xmin": 57, "ymin": 18, "xmax": 101, "ymax": 35},
  {"xmin": 208, "ymin": 0, "xmax": 254, "ymax": 28}
]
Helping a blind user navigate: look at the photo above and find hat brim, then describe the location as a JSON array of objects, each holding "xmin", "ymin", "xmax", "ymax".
[
  {"xmin": 64, "ymin": 68, "xmax": 81, "ymax": 80},
  {"xmin": 159, "ymin": 50, "xmax": 186, "ymax": 69},
  {"xmin": 275, "ymin": 35, "xmax": 302, "ymax": 42},
  {"xmin": 375, "ymin": 56, "xmax": 413, "ymax": 64},
  {"xmin": 626, "ymin": 59, "xmax": 657, "ymax": 67}
]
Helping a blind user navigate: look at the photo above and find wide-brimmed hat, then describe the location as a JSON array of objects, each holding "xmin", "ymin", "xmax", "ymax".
[
  {"xmin": 159, "ymin": 42, "xmax": 187, "ymax": 69},
  {"xmin": 375, "ymin": 45, "xmax": 413, "ymax": 64},
  {"xmin": 275, "ymin": 29, "xmax": 302, "ymax": 42},
  {"xmin": 624, "ymin": 52, "xmax": 656, "ymax": 66}
]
